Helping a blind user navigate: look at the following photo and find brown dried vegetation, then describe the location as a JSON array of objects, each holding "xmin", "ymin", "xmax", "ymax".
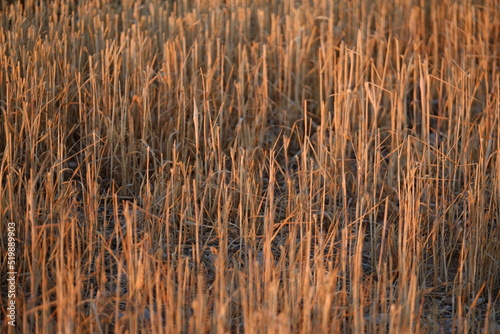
[{"xmin": 1, "ymin": 0, "xmax": 499, "ymax": 332}]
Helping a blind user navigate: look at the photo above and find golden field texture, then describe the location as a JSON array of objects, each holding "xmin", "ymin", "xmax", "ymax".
[{"xmin": 1, "ymin": 0, "xmax": 499, "ymax": 332}]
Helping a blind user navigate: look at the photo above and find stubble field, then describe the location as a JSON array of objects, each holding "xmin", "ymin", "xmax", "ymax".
[{"xmin": 1, "ymin": 0, "xmax": 499, "ymax": 332}]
